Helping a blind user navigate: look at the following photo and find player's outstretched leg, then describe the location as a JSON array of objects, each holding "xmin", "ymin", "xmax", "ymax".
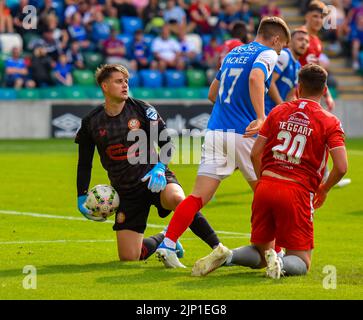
[
  {"xmin": 139, "ymin": 231, "xmax": 183, "ymax": 261},
  {"xmin": 191, "ymin": 243, "xmax": 232, "ymax": 276},
  {"xmin": 156, "ymin": 238, "xmax": 186, "ymax": 268}
]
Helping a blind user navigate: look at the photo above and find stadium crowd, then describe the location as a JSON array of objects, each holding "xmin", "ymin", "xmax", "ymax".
[{"xmin": 0, "ymin": 0, "xmax": 362, "ymax": 90}]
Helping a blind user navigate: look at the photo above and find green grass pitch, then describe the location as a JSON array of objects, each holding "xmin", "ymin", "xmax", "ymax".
[{"xmin": 0, "ymin": 138, "xmax": 362, "ymax": 300}]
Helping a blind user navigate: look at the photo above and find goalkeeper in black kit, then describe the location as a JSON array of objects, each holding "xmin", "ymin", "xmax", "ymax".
[{"xmin": 75, "ymin": 64, "xmax": 220, "ymax": 265}]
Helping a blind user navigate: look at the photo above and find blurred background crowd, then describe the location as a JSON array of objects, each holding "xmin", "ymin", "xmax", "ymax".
[{"xmin": 0, "ymin": 0, "xmax": 362, "ymax": 94}]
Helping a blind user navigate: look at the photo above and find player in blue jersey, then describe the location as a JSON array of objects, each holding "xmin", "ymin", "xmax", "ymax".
[
  {"xmin": 155, "ymin": 17, "xmax": 291, "ymax": 268},
  {"xmin": 265, "ymin": 28, "xmax": 310, "ymax": 114}
]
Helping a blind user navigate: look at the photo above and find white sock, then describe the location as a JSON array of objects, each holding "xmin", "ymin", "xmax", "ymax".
[{"xmin": 164, "ymin": 237, "xmax": 176, "ymax": 249}]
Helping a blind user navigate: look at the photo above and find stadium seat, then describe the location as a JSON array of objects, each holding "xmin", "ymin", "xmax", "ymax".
[
  {"xmin": 39, "ymin": 87, "xmax": 62, "ymax": 99},
  {"xmin": 62, "ymin": 86, "xmax": 88, "ymax": 99},
  {"xmin": 116, "ymin": 34, "xmax": 133, "ymax": 58},
  {"xmin": 105, "ymin": 17, "xmax": 120, "ymax": 33},
  {"xmin": 84, "ymin": 52, "xmax": 104, "ymax": 71},
  {"xmin": 164, "ymin": 70, "xmax": 186, "ymax": 88},
  {"xmin": 176, "ymin": 87, "xmax": 201, "ymax": 99},
  {"xmin": 139, "ymin": 70, "xmax": 163, "ymax": 88},
  {"xmin": 186, "ymin": 69, "xmax": 207, "ymax": 87},
  {"xmin": 0, "ymin": 88, "xmax": 16, "ymax": 100},
  {"xmin": 131, "ymin": 88, "xmax": 155, "ymax": 99},
  {"xmin": 155, "ymin": 88, "xmax": 176, "ymax": 99},
  {"xmin": 16, "ymin": 89, "xmax": 40, "ymax": 99},
  {"xmin": 85, "ymin": 86, "xmax": 104, "ymax": 99},
  {"xmin": 0, "ymin": 33, "xmax": 23, "ymax": 54},
  {"xmin": 143, "ymin": 34, "xmax": 155, "ymax": 49},
  {"xmin": 121, "ymin": 16, "xmax": 143, "ymax": 35},
  {"xmin": 199, "ymin": 87, "xmax": 210, "ymax": 99},
  {"xmin": 73, "ymin": 69, "xmax": 95, "ymax": 86},
  {"xmin": 128, "ymin": 70, "xmax": 140, "ymax": 88}
]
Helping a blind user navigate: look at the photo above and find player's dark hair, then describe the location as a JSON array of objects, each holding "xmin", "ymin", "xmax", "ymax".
[
  {"xmin": 306, "ymin": 0, "xmax": 327, "ymax": 16},
  {"xmin": 298, "ymin": 64, "xmax": 328, "ymax": 96},
  {"xmin": 257, "ymin": 16, "xmax": 291, "ymax": 44},
  {"xmin": 231, "ymin": 21, "xmax": 248, "ymax": 43},
  {"xmin": 95, "ymin": 64, "xmax": 129, "ymax": 86}
]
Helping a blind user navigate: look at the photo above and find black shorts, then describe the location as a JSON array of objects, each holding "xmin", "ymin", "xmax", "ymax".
[{"xmin": 112, "ymin": 169, "xmax": 180, "ymax": 234}]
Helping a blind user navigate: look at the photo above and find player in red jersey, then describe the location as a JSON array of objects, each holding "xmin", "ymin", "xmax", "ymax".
[
  {"xmin": 191, "ymin": 64, "xmax": 348, "ymax": 278},
  {"xmin": 301, "ymin": 1, "xmax": 351, "ymax": 187},
  {"xmin": 299, "ymin": 1, "xmax": 335, "ymax": 112},
  {"xmin": 217, "ymin": 21, "xmax": 248, "ymax": 68}
]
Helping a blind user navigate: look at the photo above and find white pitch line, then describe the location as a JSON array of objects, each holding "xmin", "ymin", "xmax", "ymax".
[{"xmin": 0, "ymin": 209, "xmax": 250, "ymax": 237}]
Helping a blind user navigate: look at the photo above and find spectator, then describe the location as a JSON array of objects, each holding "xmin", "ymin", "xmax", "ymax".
[
  {"xmin": 38, "ymin": 0, "xmax": 58, "ymax": 32},
  {"xmin": 237, "ymin": 0, "xmax": 255, "ymax": 33},
  {"xmin": 132, "ymin": 0, "xmax": 149, "ymax": 16},
  {"xmin": 133, "ymin": 29, "xmax": 157, "ymax": 70},
  {"xmin": 13, "ymin": 0, "xmax": 32, "ymax": 36},
  {"xmin": 45, "ymin": 14, "xmax": 69, "ymax": 52},
  {"xmin": 30, "ymin": 45, "xmax": 54, "ymax": 87},
  {"xmin": 54, "ymin": 53, "xmax": 73, "ymax": 86},
  {"xmin": 151, "ymin": 24, "xmax": 184, "ymax": 71},
  {"xmin": 66, "ymin": 41, "xmax": 85, "ymax": 70},
  {"xmin": 351, "ymin": 13, "xmax": 363, "ymax": 71},
  {"xmin": 0, "ymin": 0, "xmax": 14, "ymax": 33},
  {"xmin": 217, "ymin": 0, "xmax": 240, "ymax": 38},
  {"xmin": 189, "ymin": 0, "xmax": 213, "ymax": 34},
  {"xmin": 107, "ymin": 0, "xmax": 138, "ymax": 18},
  {"xmin": 260, "ymin": 0, "xmax": 282, "ymax": 18},
  {"xmin": 67, "ymin": 12, "xmax": 91, "ymax": 51},
  {"xmin": 5, "ymin": 47, "xmax": 35, "ymax": 89},
  {"xmin": 178, "ymin": 28, "xmax": 203, "ymax": 69},
  {"xmin": 143, "ymin": 0, "xmax": 164, "ymax": 35},
  {"xmin": 103, "ymin": 28, "xmax": 137, "ymax": 70},
  {"xmin": 91, "ymin": 11, "xmax": 111, "ymax": 47},
  {"xmin": 164, "ymin": 0, "xmax": 187, "ymax": 35}
]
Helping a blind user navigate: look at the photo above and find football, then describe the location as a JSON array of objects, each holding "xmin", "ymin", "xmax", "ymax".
[{"xmin": 85, "ymin": 184, "xmax": 120, "ymax": 218}]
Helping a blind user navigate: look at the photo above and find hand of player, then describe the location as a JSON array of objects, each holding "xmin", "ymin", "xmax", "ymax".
[
  {"xmin": 243, "ymin": 118, "xmax": 265, "ymax": 138},
  {"xmin": 141, "ymin": 162, "xmax": 167, "ymax": 193},
  {"xmin": 77, "ymin": 195, "xmax": 106, "ymax": 222},
  {"xmin": 325, "ymin": 95, "xmax": 335, "ymax": 111},
  {"xmin": 313, "ymin": 184, "xmax": 328, "ymax": 209}
]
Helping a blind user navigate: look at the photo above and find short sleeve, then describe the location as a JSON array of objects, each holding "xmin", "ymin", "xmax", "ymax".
[
  {"xmin": 274, "ymin": 50, "xmax": 289, "ymax": 75},
  {"xmin": 327, "ymin": 118, "xmax": 345, "ymax": 150},
  {"xmin": 252, "ymin": 49, "xmax": 278, "ymax": 81},
  {"xmin": 258, "ymin": 113, "xmax": 274, "ymax": 139}
]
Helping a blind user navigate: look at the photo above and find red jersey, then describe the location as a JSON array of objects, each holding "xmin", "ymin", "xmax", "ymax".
[
  {"xmin": 218, "ymin": 39, "xmax": 244, "ymax": 68},
  {"xmin": 259, "ymin": 99, "xmax": 345, "ymax": 193},
  {"xmin": 299, "ymin": 34, "xmax": 322, "ymax": 66}
]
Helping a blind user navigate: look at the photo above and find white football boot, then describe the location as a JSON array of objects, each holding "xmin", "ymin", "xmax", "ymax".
[
  {"xmin": 191, "ymin": 243, "xmax": 232, "ymax": 277},
  {"xmin": 265, "ymin": 248, "xmax": 283, "ymax": 279},
  {"xmin": 156, "ymin": 242, "xmax": 186, "ymax": 268}
]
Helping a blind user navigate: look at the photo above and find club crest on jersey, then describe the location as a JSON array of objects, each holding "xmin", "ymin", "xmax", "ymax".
[
  {"xmin": 128, "ymin": 118, "xmax": 140, "ymax": 130},
  {"xmin": 116, "ymin": 212, "xmax": 126, "ymax": 224},
  {"xmin": 146, "ymin": 107, "xmax": 158, "ymax": 120},
  {"xmin": 99, "ymin": 128, "xmax": 107, "ymax": 137}
]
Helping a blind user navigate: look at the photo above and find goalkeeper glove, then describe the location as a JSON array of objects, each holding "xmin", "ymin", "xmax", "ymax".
[
  {"xmin": 141, "ymin": 162, "xmax": 167, "ymax": 193},
  {"xmin": 77, "ymin": 195, "xmax": 106, "ymax": 222}
]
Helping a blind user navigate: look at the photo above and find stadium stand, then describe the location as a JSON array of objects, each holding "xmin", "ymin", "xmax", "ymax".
[{"xmin": 0, "ymin": 0, "xmax": 362, "ymax": 101}]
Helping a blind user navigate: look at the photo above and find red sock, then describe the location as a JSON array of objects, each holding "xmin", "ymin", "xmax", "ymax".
[
  {"xmin": 165, "ymin": 195, "xmax": 203, "ymax": 242},
  {"xmin": 275, "ymin": 245, "xmax": 282, "ymax": 254}
]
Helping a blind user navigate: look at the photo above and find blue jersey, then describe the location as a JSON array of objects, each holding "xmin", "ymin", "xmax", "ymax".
[
  {"xmin": 265, "ymin": 48, "xmax": 301, "ymax": 114},
  {"xmin": 207, "ymin": 41, "xmax": 278, "ymax": 135}
]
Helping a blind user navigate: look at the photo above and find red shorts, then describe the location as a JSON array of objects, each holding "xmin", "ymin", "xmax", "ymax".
[{"xmin": 251, "ymin": 176, "xmax": 314, "ymax": 251}]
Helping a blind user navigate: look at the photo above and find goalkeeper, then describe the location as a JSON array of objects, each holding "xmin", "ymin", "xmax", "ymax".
[{"xmin": 75, "ymin": 64, "xmax": 220, "ymax": 263}]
